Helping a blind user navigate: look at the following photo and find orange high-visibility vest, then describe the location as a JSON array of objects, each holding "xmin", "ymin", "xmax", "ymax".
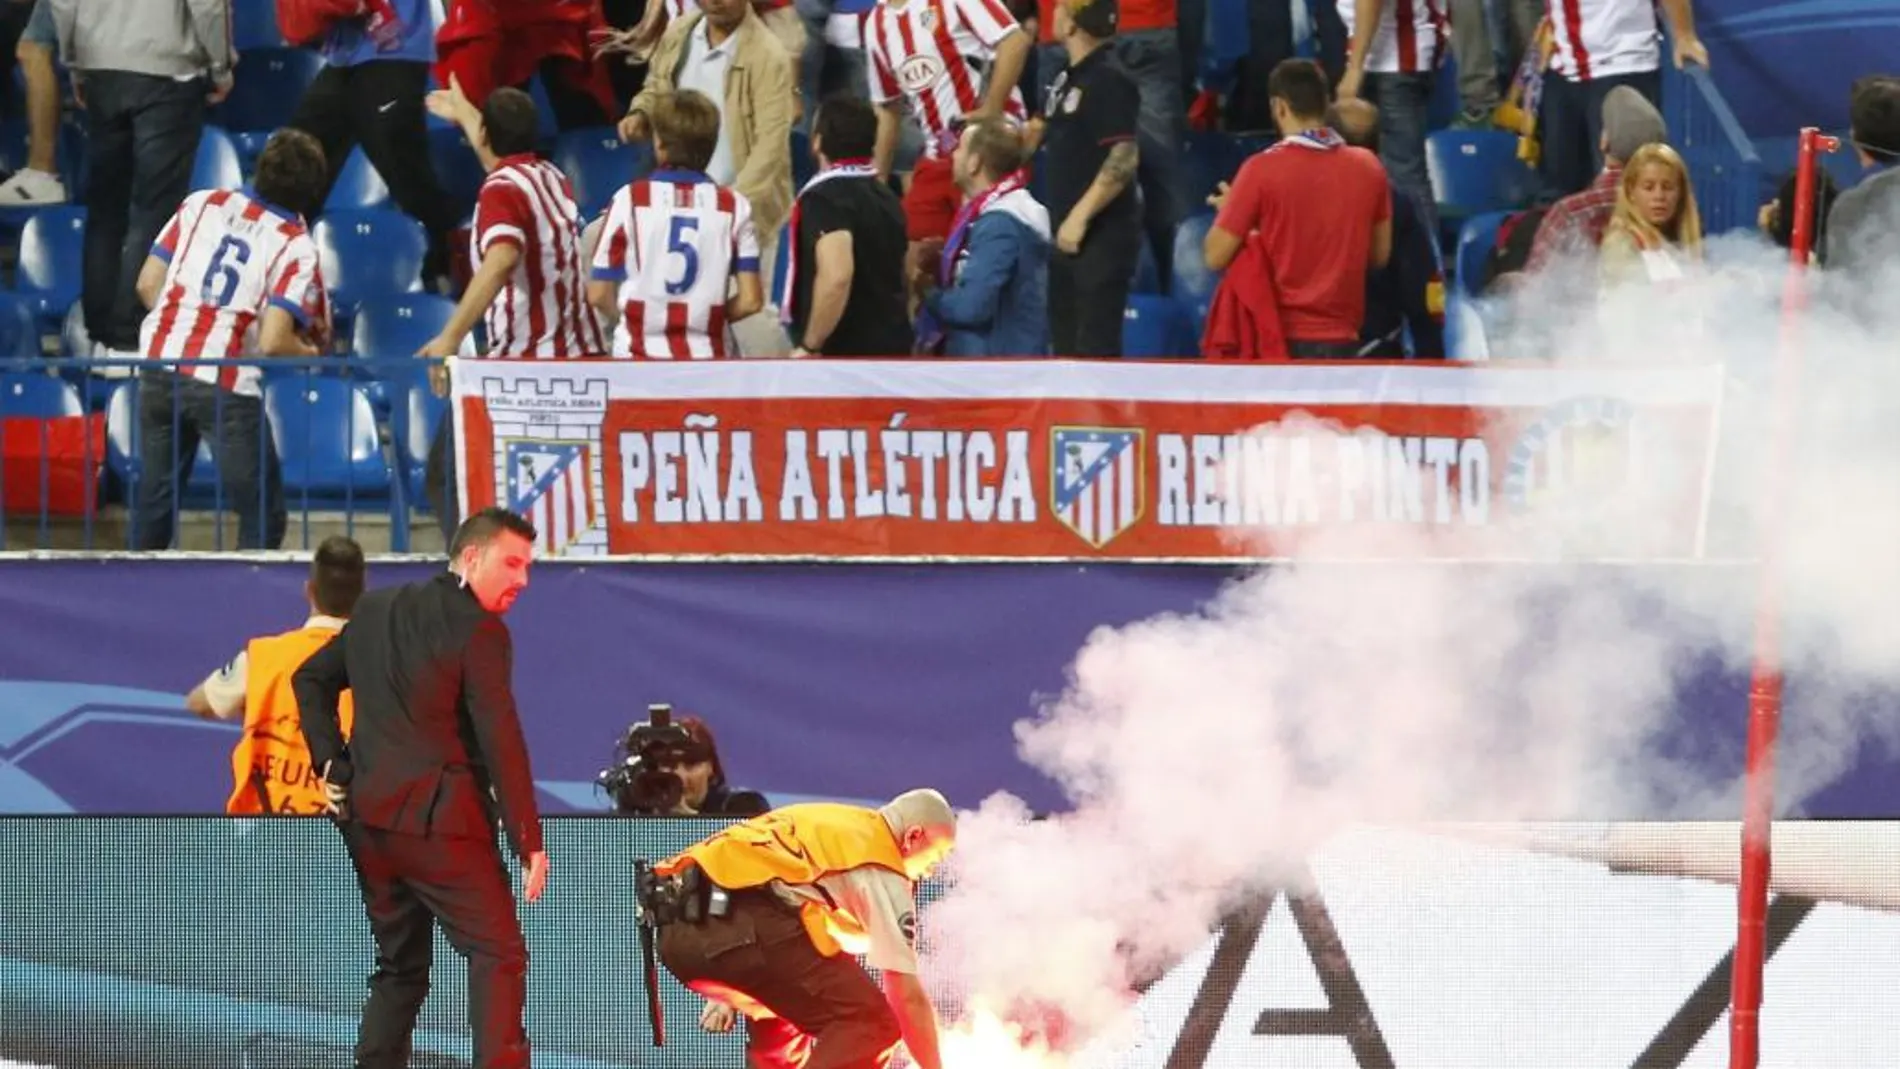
[
  {"xmin": 658, "ymin": 803, "xmax": 908, "ymax": 956},
  {"xmin": 227, "ymin": 625, "xmax": 354, "ymax": 816}
]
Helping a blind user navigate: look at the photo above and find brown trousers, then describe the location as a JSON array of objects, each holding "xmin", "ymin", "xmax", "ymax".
[{"xmin": 659, "ymin": 891, "xmax": 901, "ymax": 1069}]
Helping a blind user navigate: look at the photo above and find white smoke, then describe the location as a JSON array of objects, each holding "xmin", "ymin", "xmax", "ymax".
[{"xmin": 920, "ymin": 201, "xmax": 1900, "ymax": 1053}]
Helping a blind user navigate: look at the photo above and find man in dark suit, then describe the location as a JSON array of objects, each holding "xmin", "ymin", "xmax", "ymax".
[{"xmin": 294, "ymin": 506, "xmax": 550, "ymax": 1069}]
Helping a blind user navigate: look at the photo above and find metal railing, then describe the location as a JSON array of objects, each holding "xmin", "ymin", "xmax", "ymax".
[
  {"xmin": 1664, "ymin": 63, "xmax": 1767, "ymax": 236},
  {"xmin": 0, "ymin": 357, "xmax": 447, "ymax": 554}
]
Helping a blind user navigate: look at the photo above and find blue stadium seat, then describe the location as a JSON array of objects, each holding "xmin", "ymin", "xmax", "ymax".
[
  {"xmin": 230, "ymin": 130, "xmax": 273, "ymax": 176},
  {"xmin": 429, "ymin": 126, "xmax": 488, "ymax": 218},
  {"xmin": 771, "ymin": 221, "xmax": 791, "ymax": 302},
  {"xmin": 315, "ymin": 208, "xmax": 427, "ymax": 311},
  {"xmin": 351, "ymin": 293, "xmax": 455, "ymax": 409},
  {"xmin": 1453, "ymin": 210, "xmax": 1513, "ymax": 297},
  {"xmin": 553, "ymin": 128, "xmax": 655, "ymax": 221},
  {"xmin": 352, "ymin": 293, "xmax": 455, "ymax": 360},
  {"xmin": 1169, "ymin": 213, "xmax": 1217, "ymax": 308},
  {"xmin": 266, "ymin": 377, "xmax": 392, "ymax": 497},
  {"xmin": 0, "ymin": 371, "xmax": 81, "ymax": 416},
  {"xmin": 0, "ymin": 291, "xmax": 41, "ymax": 358},
  {"xmin": 326, "ymin": 145, "xmax": 393, "ymax": 211},
  {"xmin": 393, "ymin": 382, "xmax": 448, "ymax": 503},
  {"xmin": 1426, "ymin": 130, "xmax": 1536, "ymax": 219},
  {"xmin": 191, "ymin": 126, "xmax": 244, "ymax": 192},
  {"xmin": 216, "ymin": 48, "xmax": 321, "ymax": 133},
  {"xmin": 16, "ymin": 206, "xmax": 87, "ymax": 327},
  {"xmin": 232, "ymin": 0, "xmax": 285, "ymax": 49},
  {"xmin": 104, "ymin": 378, "xmax": 137, "ymax": 481},
  {"xmin": 1121, "ymin": 294, "xmax": 1196, "ymax": 358},
  {"xmin": 1444, "ymin": 293, "xmax": 1491, "ymax": 360}
]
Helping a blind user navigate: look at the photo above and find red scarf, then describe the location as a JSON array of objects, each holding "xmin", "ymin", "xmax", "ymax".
[{"xmin": 779, "ymin": 158, "xmax": 879, "ymax": 328}]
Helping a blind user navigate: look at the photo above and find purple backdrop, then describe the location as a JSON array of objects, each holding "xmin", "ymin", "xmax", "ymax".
[{"xmin": 0, "ymin": 559, "xmax": 1895, "ymax": 818}]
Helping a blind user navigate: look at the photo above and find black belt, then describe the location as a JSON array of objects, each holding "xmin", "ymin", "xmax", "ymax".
[{"xmin": 634, "ymin": 863, "xmax": 733, "ymax": 927}]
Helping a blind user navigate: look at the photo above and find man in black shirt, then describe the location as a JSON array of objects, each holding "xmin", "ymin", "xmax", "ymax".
[
  {"xmin": 785, "ymin": 93, "xmax": 914, "ymax": 358},
  {"xmin": 294, "ymin": 506, "xmax": 549, "ymax": 1069},
  {"xmin": 1042, "ymin": 0, "xmax": 1142, "ymax": 357}
]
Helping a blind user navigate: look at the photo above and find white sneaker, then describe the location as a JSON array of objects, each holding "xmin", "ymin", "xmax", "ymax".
[{"xmin": 0, "ymin": 168, "xmax": 67, "ymax": 206}]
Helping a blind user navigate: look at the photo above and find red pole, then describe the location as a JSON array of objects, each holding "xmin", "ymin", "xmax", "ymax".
[{"xmin": 1727, "ymin": 125, "xmax": 1839, "ymax": 1069}]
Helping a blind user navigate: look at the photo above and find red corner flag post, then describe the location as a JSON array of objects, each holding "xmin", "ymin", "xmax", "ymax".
[{"xmin": 1727, "ymin": 125, "xmax": 1840, "ymax": 1069}]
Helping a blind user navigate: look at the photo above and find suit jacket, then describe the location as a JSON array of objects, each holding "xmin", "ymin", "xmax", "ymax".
[
  {"xmin": 294, "ymin": 573, "xmax": 544, "ymax": 859},
  {"xmin": 629, "ymin": 6, "xmax": 795, "ymax": 238}
]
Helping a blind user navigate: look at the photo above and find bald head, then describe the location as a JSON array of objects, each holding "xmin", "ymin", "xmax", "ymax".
[
  {"xmin": 1328, "ymin": 98, "xmax": 1380, "ymax": 154},
  {"xmin": 881, "ymin": 788, "xmax": 957, "ymax": 879}
]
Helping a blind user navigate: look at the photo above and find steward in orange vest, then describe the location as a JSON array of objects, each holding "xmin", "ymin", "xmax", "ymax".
[
  {"xmin": 644, "ymin": 790, "xmax": 957, "ymax": 1069},
  {"xmin": 187, "ymin": 537, "xmax": 366, "ymax": 815}
]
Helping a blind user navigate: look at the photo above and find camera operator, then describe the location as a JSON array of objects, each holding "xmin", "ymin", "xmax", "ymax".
[{"xmin": 601, "ymin": 707, "xmax": 769, "ymax": 818}]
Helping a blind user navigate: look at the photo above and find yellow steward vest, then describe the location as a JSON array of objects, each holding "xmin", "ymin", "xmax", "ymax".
[
  {"xmin": 227, "ymin": 625, "xmax": 354, "ymax": 816},
  {"xmin": 659, "ymin": 803, "xmax": 908, "ymax": 956}
]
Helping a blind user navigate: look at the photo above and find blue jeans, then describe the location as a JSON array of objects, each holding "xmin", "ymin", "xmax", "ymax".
[
  {"xmin": 134, "ymin": 373, "xmax": 286, "ymax": 551},
  {"xmin": 1363, "ymin": 70, "xmax": 1439, "ymax": 241},
  {"xmin": 1539, "ymin": 69, "xmax": 1662, "ymax": 199}
]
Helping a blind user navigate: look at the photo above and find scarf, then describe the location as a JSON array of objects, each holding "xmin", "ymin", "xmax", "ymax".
[
  {"xmin": 779, "ymin": 158, "xmax": 880, "ymax": 329},
  {"xmin": 1269, "ymin": 127, "xmax": 1346, "ymax": 153},
  {"xmin": 915, "ymin": 169, "xmax": 1029, "ymax": 354}
]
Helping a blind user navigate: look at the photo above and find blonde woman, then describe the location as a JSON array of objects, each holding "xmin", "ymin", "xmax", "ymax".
[{"xmin": 1599, "ymin": 143, "xmax": 1704, "ymax": 289}]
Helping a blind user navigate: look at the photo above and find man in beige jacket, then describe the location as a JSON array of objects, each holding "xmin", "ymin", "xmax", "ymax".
[{"xmin": 620, "ymin": 0, "xmax": 795, "ymax": 279}]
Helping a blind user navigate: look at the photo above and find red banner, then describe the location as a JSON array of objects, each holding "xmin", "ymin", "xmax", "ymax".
[{"xmin": 454, "ymin": 361, "xmax": 1725, "ymax": 560}]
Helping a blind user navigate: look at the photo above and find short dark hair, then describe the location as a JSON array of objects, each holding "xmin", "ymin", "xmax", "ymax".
[
  {"xmin": 482, "ymin": 87, "xmax": 542, "ymax": 159},
  {"xmin": 310, "ymin": 535, "xmax": 367, "ymax": 617},
  {"xmin": 814, "ymin": 93, "xmax": 878, "ymax": 162},
  {"xmin": 253, "ymin": 129, "xmax": 328, "ymax": 218},
  {"xmin": 450, "ymin": 507, "xmax": 538, "ymax": 559},
  {"xmin": 1268, "ymin": 59, "xmax": 1331, "ymax": 124},
  {"xmin": 650, "ymin": 89, "xmax": 722, "ymax": 172},
  {"xmin": 1850, "ymin": 75, "xmax": 1900, "ymax": 163}
]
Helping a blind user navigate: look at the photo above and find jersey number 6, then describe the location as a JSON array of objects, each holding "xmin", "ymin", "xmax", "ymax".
[{"xmin": 201, "ymin": 235, "xmax": 253, "ymax": 307}]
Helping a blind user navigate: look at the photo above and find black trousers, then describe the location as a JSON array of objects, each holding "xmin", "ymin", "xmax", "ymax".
[
  {"xmin": 343, "ymin": 822, "xmax": 531, "ymax": 1069},
  {"xmin": 290, "ymin": 60, "xmax": 460, "ymax": 278},
  {"xmin": 81, "ymin": 71, "xmax": 206, "ymax": 351},
  {"xmin": 133, "ymin": 372, "xmax": 285, "ymax": 550},
  {"xmin": 1049, "ymin": 212, "xmax": 1142, "ymax": 358},
  {"xmin": 659, "ymin": 892, "xmax": 900, "ymax": 1069}
]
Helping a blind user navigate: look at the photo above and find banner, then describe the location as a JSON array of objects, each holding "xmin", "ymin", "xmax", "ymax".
[
  {"xmin": 3, "ymin": 559, "xmax": 1897, "ymax": 820},
  {"xmin": 4, "ymin": 817, "xmax": 1899, "ymax": 1068},
  {"xmin": 452, "ymin": 361, "xmax": 1725, "ymax": 560}
]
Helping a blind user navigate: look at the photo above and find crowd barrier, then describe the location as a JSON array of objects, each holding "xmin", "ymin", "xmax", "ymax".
[
  {"xmin": 5, "ymin": 816, "xmax": 1900, "ymax": 1069},
  {"xmin": 0, "ymin": 356, "xmax": 444, "ymax": 554}
]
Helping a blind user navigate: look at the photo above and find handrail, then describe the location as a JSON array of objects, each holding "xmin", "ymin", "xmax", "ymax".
[{"xmin": 1681, "ymin": 64, "xmax": 1762, "ymax": 165}]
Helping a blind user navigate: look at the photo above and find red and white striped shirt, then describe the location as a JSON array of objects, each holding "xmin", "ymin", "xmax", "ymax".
[
  {"xmin": 140, "ymin": 188, "xmax": 329, "ymax": 397},
  {"xmin": 473, "ymin": 155, "xmax": 605, "ymax": 357},
  {"xmin": 1549, "ymin": 0, "xmax": 1662, "ymax": 81},
  {"xmin": 866, "ymin": 0, "xmax": 1025, "ymax": 157},
  {"xmin": 590, "ymin": 170, "xmax": 762, "ymax": 359},
  {"xmin": 1337, "ymin": 0, "xmax": 1446, "ymax": 74}
]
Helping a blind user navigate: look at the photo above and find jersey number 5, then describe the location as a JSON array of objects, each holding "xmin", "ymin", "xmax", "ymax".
[
  {"xmin": 201, "ymin": 235, "xmax": 253, "ymax": 306},
  {"xmin": 665, "ymin": 216, "xmax": 700, "ymax": 296}
]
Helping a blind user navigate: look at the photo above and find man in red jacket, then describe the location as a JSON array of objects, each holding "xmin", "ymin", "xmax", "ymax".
[{"xmin": 434, "ymin": 0, "xmax": 618, "ymax": 128}]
